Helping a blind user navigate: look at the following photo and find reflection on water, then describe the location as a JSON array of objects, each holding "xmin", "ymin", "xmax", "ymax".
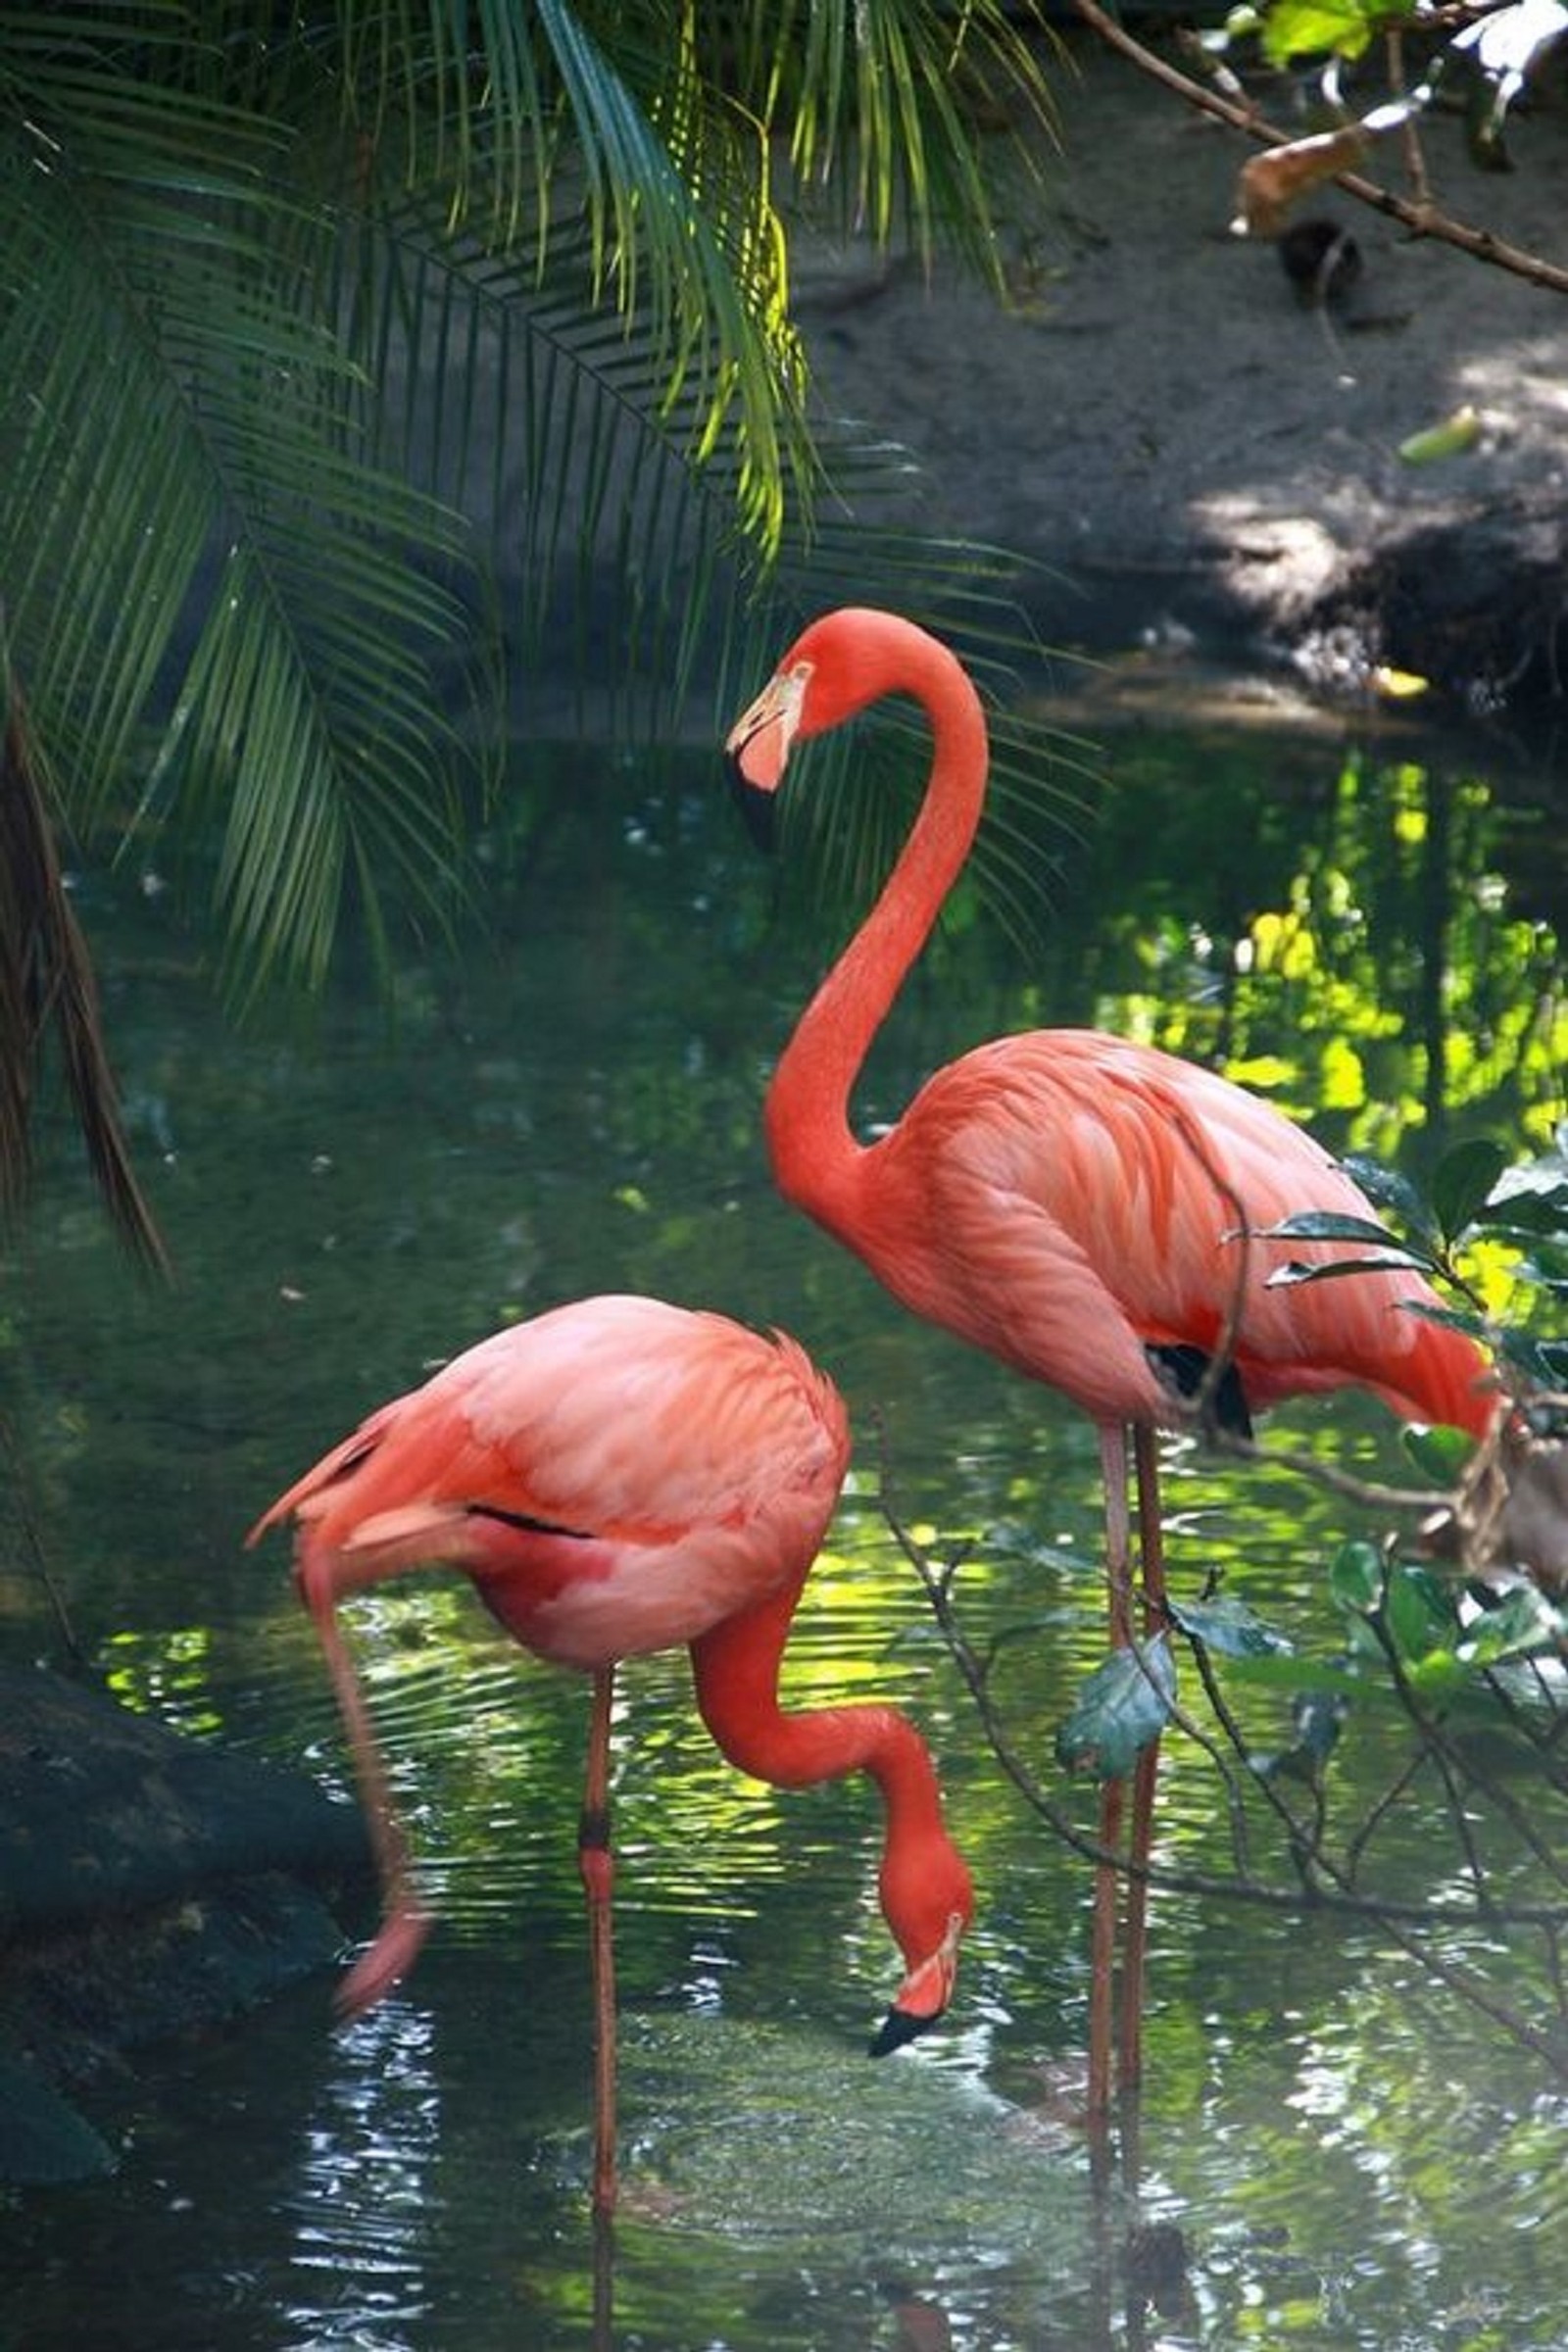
[
  {"xmin": 2, "ymin": 703, "xmax": 1566, "ymax": 2348},
  {"xmin": 287, "ymin": 2002, "xmax": 442, "ymax": 2348}
]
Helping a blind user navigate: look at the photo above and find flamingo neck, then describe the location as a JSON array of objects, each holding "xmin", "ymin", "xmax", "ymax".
[
  {"xmin": 689, "ymin": 1585, "xmax": 962, "ymax": 1970},
  {"xmin": 765, "ymin": 633, "xmax": 988, "ymax": 1233}
]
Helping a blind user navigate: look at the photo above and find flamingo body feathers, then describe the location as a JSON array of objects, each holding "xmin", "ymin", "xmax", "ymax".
[
  {"xmin": 829, "ymin": 1029, "xmax": 1491, "ymax": 1435},
  {"xmin": 251, "ymin": 1295, "xmax": 851, "ymax": 1670}
]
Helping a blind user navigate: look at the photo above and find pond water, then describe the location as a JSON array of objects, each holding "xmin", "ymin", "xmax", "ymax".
[{"xmin": 2, "ymin": 668, "xmax": 1567, "ymax": 2350}]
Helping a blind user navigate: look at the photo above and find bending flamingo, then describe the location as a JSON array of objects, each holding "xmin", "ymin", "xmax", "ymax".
[
  {"xmin": 247, "ymin": 1292, "xmax": 972, "ymax": 2215},
  {"xmin": 726, "ymin": 607, "xmax": 1494, "ymax": 2110}
]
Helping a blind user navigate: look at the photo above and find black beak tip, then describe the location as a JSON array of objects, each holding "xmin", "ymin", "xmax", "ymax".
[
  {"xmin": 725, "ymin": 756, "xmax": 776, "ymax": 854},
  {"xmin": 868, "ymin": 2004, "xmax": 942, "ymax": 2058}
]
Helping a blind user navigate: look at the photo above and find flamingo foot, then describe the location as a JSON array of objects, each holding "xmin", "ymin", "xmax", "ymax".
[{"xmin": 334, "ymin": 1903, "xmax": 434, "ymax": 2021}]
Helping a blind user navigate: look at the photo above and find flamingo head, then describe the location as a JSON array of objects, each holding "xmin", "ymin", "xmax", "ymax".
[
  {"xmin": 724, "ymin": 609, "xmax": 910, "ymax": 846},
  {"xmin": 869, "ymin": 1838, "xmax": 974, "ymax": 2056}
]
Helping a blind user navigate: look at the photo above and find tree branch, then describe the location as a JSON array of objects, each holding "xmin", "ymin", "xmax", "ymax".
[{"xmin": 1068, "ymin": 0, "xmax": 1568, "ymax": 298}]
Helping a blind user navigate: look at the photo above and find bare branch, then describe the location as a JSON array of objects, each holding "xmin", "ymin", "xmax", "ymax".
[{"xmin": 1069, "ymin": 0, "xmax": 1568, "ymax": 298}]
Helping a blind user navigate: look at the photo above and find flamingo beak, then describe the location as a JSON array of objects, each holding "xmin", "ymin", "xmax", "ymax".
[
  {"xmin": 725, "ymin": 755, "xmax": 776, "ymax": 852},
  {"xmin": 723, "ymin": 662, "xmax": 811, "ymax": 850},
  {"xmin": 868, "ymin": 1910, "xmax": 965, "ymax": 2058}
]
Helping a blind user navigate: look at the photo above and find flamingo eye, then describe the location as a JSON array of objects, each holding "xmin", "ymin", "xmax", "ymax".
[{"xmin": 778, "ymin": 660, "xmax": 812, "ymax": 731}]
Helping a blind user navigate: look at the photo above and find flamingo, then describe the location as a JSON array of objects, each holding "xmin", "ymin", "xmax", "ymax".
[
  {"xmin": 247, "ymin": 1292, "xmax": 973, "ymax": 2217},
  {"xmin": 725, "ymin": 607, "xmax": 1495, "ymax": 2112}
]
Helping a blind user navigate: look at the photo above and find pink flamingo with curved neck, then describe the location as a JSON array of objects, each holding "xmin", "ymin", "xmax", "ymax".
[
  {"xmin": 726, "ymin": 608, "xmax": 1494, "ymax": 2110},
  {"xmin": 248, "ymin": 1292, "xmax": 972, "ymax": 2214}
]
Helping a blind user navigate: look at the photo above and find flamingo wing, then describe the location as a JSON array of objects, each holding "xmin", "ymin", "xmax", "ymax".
[
  {"xmin": 856, "ymin": 1033, "xmax": 1490, "ymax": 1434},
  {"xmin": 250, "ymin": 1296, "xmax": 852, "ymax": 1668}
]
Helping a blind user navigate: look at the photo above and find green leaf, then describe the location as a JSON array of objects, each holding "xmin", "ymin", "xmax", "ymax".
[
  {"xmin": 1405, "ymin": 1300, "xmax": 1489, "ymax": 1341},
  {"xmin": 1341, "ymin": 1152, "xmax": 1439, "ymax": 1247},
  {"xmin": 1255, "ymin": 1208, "xmax": 1412, "ymax": 1249},
  {"xmin": 1253, "ymin": 1212, "xmax": 1445, "ymax": 1285},
  {"xmin": 1486, "ymin": 1195, "xmax": 1568, "ymax": 1245},
  {"xmin": 1255, "ymin": 1690, "xmax": 1348, "ymax": 1783},
  {"xmin": 1189, "ymin": 1650, "xmax": 1368, "ymax": 1695},
  {"xmin": 1055, "ymin": 1637, "xmax": 1176, "ymax": 1783},
  {"xmin": 1261, "ymin": 0, "xmax": 1388, "ymax": 63},
  {"xmin": 1459, "ymin": 1584, "xmax": 1568, "ymax": 1668},
  {"xmin": 1265, "ymin": 1251, "xmax": 1436, "ymax": 1290},
  {"xmin": 1402, "ymin": 1650, "xmax": 1467, "ymax": 1702},
  {"xmin": 1401, "ymin": 1423, "xmax": 1475, "ymax": 1481},
  {"xmin": 1329, "ymin": 1541, "xmax": 1383, "ymax": 1614},
  {"xmin": 1480, "ymin": 1152, "xmax": 1568, "ymax": 1242},
  {"xmin": 1168, "ymin": 1595, "xmax": 1294, "ymax": 1659},
  {"xmin": 1383, "ymin": 1563, "xmax": 1460, "ymax": 1664},
  {"xmin": 1292, "ymin": 1690, "xmax": 1348, "ymax": 1765},
  {"xmin": 1431, "ymin": 1137, "xmax": 1509, "ymax": 1244},
  {"xmin": 1496, "ymin": 1331, "xmax": 1568, "ymax": 1388}
]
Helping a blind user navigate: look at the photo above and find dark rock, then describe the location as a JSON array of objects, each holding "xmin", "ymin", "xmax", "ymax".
[{"xmin": 0, "ymin": 1667, "xmax": 371, "ymax": 2183}]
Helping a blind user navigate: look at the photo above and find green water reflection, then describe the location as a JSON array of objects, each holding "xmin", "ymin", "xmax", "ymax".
[{"xmin": 2, "ymin": 703, "xmax": 1566, "ymax": 2350}]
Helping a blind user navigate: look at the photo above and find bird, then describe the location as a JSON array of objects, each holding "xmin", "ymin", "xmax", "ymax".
[
  {"xmin": 246, "ymin": 1291, "xmax": 973, "ymax": 2216},
  {"xmin": 725, "ymin": 606, "xmax": 1496, "ymax": 2113}
]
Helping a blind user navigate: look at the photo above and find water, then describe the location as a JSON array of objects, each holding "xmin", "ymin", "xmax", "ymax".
[{"xmin": 2, "ymin": 681, "xmax": 1566, "ymax": 2348}]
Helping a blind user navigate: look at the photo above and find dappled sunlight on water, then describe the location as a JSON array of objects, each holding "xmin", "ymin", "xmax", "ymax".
[{"xmin": 4, "ymin": 712, "xmax": 1567, "ymax": 2347}]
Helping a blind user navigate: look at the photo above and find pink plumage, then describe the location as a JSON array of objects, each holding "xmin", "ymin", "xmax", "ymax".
[
  {"xmin": 249, "ymin": 1292, "xmax": 971, "ymax": 2072},
  {"xmin": 727, "ymin": 606, "xmax": 1496, "ymax": 2111},
  {"xmin": 727, "ymin": 609, "xmax": 1494, "ymax": 1443},
  {"xmin": 252, "ymin": 1295, "xmax": 851, "ymax": 1666}
]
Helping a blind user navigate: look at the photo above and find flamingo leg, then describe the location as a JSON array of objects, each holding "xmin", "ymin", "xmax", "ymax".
[
  {"xmin": 580, "ymin": 1664, "xmax": 618, "ymax": 2217},
  {"xmin": 1089, "ymin": 1423, "xmax": 1134, "ymax": 2117},
  {"xmin": 1119, "ymin": 1425, "xmax": 1166, "ymax": 2092},
  {"xmin": 304, "ymin": 1580, "xmax": 432, "ymax": 2018}
]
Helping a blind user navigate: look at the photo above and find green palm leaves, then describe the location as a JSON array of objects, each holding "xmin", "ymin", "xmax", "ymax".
[{"xmin": 2, "ymin": 2, "xmax": 1061, "ymax": 1243}]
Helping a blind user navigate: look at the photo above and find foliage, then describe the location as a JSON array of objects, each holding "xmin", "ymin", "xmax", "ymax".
[
  {"xmin": 0, "ymin": 0, "xmax": 1070, "ymax": 1250},
  {"xmin": 1237, "ymin": 0, "xmax": 1568, "ymax": 169},
  {"xmin": 1077, "ymin": 747, "xmax": 1567, "ymax": 1177},
  {"xmin": 0, "ymin": 662, "xmax": 166, "ymax": 1268},
  {"xmin": 1055, "ymin": 1633, "xmax": 1176, "ymax": 1779},
  {"xmin": 1264, "ymin": 1125, "xmax": 1568, "ymax": 1394}
]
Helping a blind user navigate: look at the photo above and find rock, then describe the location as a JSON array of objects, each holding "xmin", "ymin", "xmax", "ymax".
[{"xmin": 0, "ymin": 1667, "xmax": 370, "ymax": 2182}]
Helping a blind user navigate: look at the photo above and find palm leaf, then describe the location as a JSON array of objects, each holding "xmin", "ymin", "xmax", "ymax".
[
  {"xmin": 714, "ymin": 0, "xmax": 1059, "ymax": 275},
  {"xmin": 316, "ymin": 0, "xmax": 814, "ymax": 555},
  {"xmin": 1, "ymin": 29, "xmax": 496, "ymax": 1002},
  {"xmin": 3, "ymin": 4, "xmax": 1075, "ymax": 1005},
  {"xmin": 0, "ymin": 653, "xmax": 167, "ymax": 1269}
]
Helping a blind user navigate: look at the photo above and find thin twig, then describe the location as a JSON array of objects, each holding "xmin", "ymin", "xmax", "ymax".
[
  {"xmin": 0, "ymin": 1409, "xmax": 86, "ymax": 1665},
  {"xmin": 1343, "ymin": 1734, "xmax": 1435, "ymax": 1885},
  {"xmin": 1372, "ymin": 1606, "xmax": 1568, "ymax": 1898}
]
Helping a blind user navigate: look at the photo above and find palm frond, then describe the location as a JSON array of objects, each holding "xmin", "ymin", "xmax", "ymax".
[
  {"xmin": 0, "ymin": 653, "xmax": 168, "ymax": 1271},
  {"xmin": 335, "ymin": 163, "xmax": 1092, "ymax": 956},
  {"xmin": 2, "ymin": 4, "xmax": 1075, "ymax": 1010},
  {"xmin": 317, "ymin": 0, "xmax": 812, "ymax": 556},
  {"xmin": 711, "ymin": 0, "xmax": 1059, "ymax": 277},
  {"xmin": 0, "ymin": 33, "xmax": 490, "ymax": 1002}
]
